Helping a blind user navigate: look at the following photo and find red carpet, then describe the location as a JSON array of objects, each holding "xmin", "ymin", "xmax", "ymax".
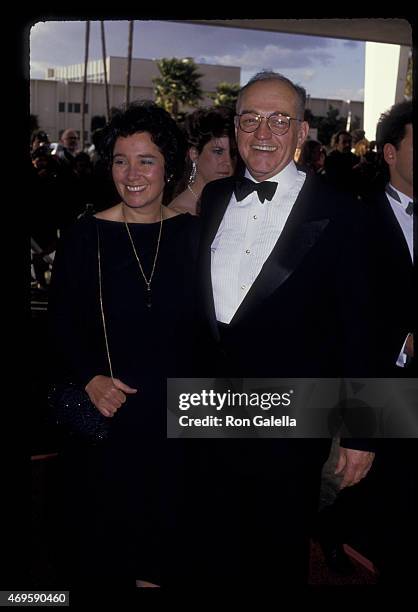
[{"xmin": 309, "ymin": 540, "xmax": 378, "ymax": 585}]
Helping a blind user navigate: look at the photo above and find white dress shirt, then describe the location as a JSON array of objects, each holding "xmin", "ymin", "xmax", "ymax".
[
  {"xmin": 385, "ymin": 184, "xmax": 414, "ymax": 367},
  {"xmin": 211, "ymin": 161, "xmax": 306, "ymax": 323},
  {"xmin": 385, "ymin": 183, "xmax": 413, "ymax": 262}
]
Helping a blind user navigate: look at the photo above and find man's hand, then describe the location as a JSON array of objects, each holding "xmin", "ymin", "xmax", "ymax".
[
  {"xmin": 335, "ymin": 447, "xmax": 375, "ymax": 489},
  {"xmin": 85, "ymin": 375, "xmax": 137, "ymax": 417},
  {"xmin": 405, "ymin": 333, "xmax": 414, "ymax": 358}
]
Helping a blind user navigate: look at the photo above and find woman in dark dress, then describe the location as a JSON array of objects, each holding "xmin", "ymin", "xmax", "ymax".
[{"xmin": 48, "ymin": 101, "xmax": 199, "ymax": 593}]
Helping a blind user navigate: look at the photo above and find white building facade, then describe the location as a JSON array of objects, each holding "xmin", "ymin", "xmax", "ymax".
[
  {"xmin": 30, "ymin": 55, "xmax": 365, "ymax": 144},
  {"xmin": 31, "ymin": 56, "xmax": 241, "ymax": 142}
]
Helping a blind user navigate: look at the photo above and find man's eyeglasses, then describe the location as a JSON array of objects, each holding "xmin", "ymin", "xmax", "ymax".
[{"xmin": 235, "ymin": 112, "xmax": 302, "ymax": 136}]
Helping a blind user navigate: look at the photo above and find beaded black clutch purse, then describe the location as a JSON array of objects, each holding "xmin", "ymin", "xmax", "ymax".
[
  {"xmin": 48, "ymin": 225, "xmax": 113, "ymax": 444},
  {"xmin": 48, "ymin": 382, "xmax": 110, "ymax": 443}
]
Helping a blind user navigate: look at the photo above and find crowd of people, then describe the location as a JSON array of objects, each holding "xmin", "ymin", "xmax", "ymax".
[
  {"xmin": 30, "ymin": 99, "xmax": 392, "ymax": 289},
  {"xmin": 30, "ymin": 72, "xmax": 415, "ymax": 596}
]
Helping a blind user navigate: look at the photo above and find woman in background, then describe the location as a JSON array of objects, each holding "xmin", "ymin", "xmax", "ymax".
[
  {"xmin": 297, "ymin": 138, "xmax": 326, "ymax": 175},
  {"xmin": 169, "ymin": 106, "xmax": 238, "ymax": 215}
]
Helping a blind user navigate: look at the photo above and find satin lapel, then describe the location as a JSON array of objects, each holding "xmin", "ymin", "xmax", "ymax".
[
  {"xmin": 378, "ymin": 191, "xmax": 412, "ymax": 265},
  {"xmin": 198, "ymin": 179, "xmax": 235, "ymax": 340},
  {"xmin": 231, "ymin": 176, "xmax": 330, "ymax": 324}
]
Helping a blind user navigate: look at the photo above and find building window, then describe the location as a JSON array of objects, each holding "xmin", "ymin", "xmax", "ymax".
[
  {"xmin": 84, "ymin": 103, "xmax": 89, "ymax": 113},
  {"xmin": 68, "ymin": 103, "xmax": 73, "ymax": 113},
  {"xmin": 58, "ymin": 102, "xmax": 65, "ymax": 112},
  {"xmin": 74, "ymin": 103, "xmax": 81, "ymax": 113}
]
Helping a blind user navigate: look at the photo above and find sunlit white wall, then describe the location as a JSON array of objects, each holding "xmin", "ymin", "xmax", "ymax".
[{"xmin": 364, "ymin": 42, "xmax": 410, "ymax": 142}]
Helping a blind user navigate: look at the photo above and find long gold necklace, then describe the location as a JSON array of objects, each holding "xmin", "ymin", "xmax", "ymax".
[{"xmin": 123, "ymin": 206, "xmax": 163, "ymax": 309}]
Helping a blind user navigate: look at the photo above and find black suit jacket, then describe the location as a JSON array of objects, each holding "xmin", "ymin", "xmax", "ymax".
[
  {"xmin": 364, "ymin": 190, "xmax": 415, "ymax": 375},
  {"xmin": 195, "ymin": 172, "xmax": 388, "ymax": 457},
  {"xmin": 197, "ymin": 173, "xmax": 380, "ymax": 379}
]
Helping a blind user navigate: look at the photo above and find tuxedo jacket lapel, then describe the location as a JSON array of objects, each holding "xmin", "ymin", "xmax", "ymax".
[
  {"xmin": 231, "ymin": 174, "xmax": 330, "ymax": 324},
  {"xmin": 377, "ymin": 191, "xmax": 412, "ymax": 265},
  {"xmin": 199, "ymin": 174, "xmax": 331, "ymax": 332},
  {"xmin": 198, "ymin": 178, "xmax": 235, "ymax": 340}
]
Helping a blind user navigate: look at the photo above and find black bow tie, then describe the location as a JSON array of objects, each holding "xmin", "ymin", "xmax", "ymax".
[
  {"xmin": 406, "ymin": 201, "xmax": 414, "ymax": 216},
  {"xmin": 385, "ymin": 184, "xmax": 414, "ymax": 215},
  {"xmin": 234, "ymin": 177, "xmax": 278, "ymax": 203}
]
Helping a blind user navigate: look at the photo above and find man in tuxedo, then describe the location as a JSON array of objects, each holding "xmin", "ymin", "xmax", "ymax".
[
  {"xmin": 362, "ymin": 100, "xmax": 416, "ymax": 583},
  {"xmin": 371, "ymin": 100, "xmax": 414, "ymax": 372},
  {"xmin": 311, "ymin": 101, "xmax": 416, "ymax": 580},
  {"xmin": 193, "ymin": 71, "xmax": 377, "ymax": 586}
]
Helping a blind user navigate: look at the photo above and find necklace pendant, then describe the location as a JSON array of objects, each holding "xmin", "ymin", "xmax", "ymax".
[
  {"xmin": 146, "ymin": 285, "xmax": 152, "ymax": 309},
  {"xmin": 123, "ymin": 212, "xmax": 162, "ymax": 311}
]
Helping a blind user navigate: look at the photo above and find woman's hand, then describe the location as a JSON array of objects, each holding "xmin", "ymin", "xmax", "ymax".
[{"xmin": 85, "ymin": 375, "xmax": 137, "ymax": 417}]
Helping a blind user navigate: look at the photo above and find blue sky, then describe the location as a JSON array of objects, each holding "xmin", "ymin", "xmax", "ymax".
[{"xmin": 30, "ymin": 20, "xmax": 366, "ymax": 101}]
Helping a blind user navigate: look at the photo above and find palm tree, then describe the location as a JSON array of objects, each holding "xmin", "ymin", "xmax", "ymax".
[
  {"xmin": 81, "ymin": 20, "xmax": 90, "ymax": 150},
  {"xmin": 153, "ymin": 57, "xmax": 203, "ymax": 120},
  {"xmin": 405, "ymin": 51, "xmax": 412, "ymax": 99},
  {"xmin": 125, "ymin": 21, "xmax": 134, "ymax": 106},
  {"xmin": 209, "ymin": 82, "xmax": 240, "ymax": 109},
  {"xmin": 100, "ymin": 21, "xmax": 110, "ymax": 120}
]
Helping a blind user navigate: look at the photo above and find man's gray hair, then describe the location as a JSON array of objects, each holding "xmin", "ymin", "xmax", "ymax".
[{"xmin": 236, "ymin": 70, "xmax": 307, "ymax": 120}]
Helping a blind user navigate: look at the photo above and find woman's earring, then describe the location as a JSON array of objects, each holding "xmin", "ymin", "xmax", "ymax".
[{"xmin": 188, "ymin": 160, "xmax": 197, "ymax": 185}]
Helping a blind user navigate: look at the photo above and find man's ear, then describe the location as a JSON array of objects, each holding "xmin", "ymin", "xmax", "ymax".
[
  {"xmin": 383, "ymin": 142, "xmax": 397, "ymax": 166},
  {"xmin": 297, "ymin": 121, "xmax": 310, "ymax": 148}
]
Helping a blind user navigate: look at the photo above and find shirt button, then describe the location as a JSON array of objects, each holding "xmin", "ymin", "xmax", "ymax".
[
  {"xmin": 253, "ymin": 215, "xmax": 257, "ymax": 219},
  {"xmin": 241, "ymin": 285, "xmax": 246, "ymax": 290},
  {"xmin": 245, "ymin": 249, "xmax": 251, "ymax": 254}
]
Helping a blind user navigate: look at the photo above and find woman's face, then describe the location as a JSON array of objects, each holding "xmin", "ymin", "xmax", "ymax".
[
  {"xmin": 112, "ymin": 132, "xmax": 166, "ymax": 211},
  {"xmin": 193, "ymin": 136, "xmax": 236, "ymax": 184}
]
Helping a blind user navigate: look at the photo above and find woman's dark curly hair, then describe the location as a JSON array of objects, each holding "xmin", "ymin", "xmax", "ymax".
[
  {"xmin": 182, "ymin": 106, "xmax": 237, "ymax": 154},
  {"xmin": 99, "ymin": 100, "xmax": 187, "ymax": 203},
  {"xmin": 172, "ymin": 106, "xmax": 240, "ymax": 195}
]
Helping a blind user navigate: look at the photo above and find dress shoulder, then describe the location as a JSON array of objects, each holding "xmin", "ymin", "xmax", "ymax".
[
  {"xmin": 55, "ymin": 215, "xmax": 99, "ymax": 259},
  {"xmin": 173, "ymin": 213, "xmax": 201, "ymax": 258}
]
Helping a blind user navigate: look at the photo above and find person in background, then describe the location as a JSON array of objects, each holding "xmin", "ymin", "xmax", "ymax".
[
  {"xmin": 369, "ymin": 100, "xmax": 414, "ymax": 371},
  {"xmin": 52, "ymin": 128, "xmax": 80, "ymax": 169},
  {"xmin": 324, "ymin": 130, "xmax": 358, "ymax": 192},
  {"xmin": 351, "ymin": 138, "xmax": 379, "ymax": 197},
  {"xmin": 353, "ymin": 137, "xmax": 370, "ymax": 159},
  {"xmin": 89, "ymin": 127, "xmax": 120, "ymax": 212},
  {"xmin": 168, "ymin": 106, "xmax": 238, "ymax": 215},
  {"xmin": 316, "ymin": 100, "xmax": 416, "ymax": 582},
  {"xmin": 365, "ymin": 100, "xmax": 416, "ymax": 583},
  {"xmin": 30, "ymin": 145, "xmax": 61, "ymax": 285},
  {"xmin": 297, "ymin": 138, "xmax": 326, "ymax": 175},
  {"xmin": 31, "ymin": 129, "xmax": 50, "ymax": 153},
  {"xmin": 350, "ymin": 128, "xmax": 366, "ymax": 153}
]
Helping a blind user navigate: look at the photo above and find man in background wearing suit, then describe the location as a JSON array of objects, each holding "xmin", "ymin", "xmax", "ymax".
[
  {"xmin": 372, "ymin": 100, "xmax": 414, "ymax": 372},
  {"xmin": 364, "ymin": 100, "xmax": 416, "ymax": 583},
  {"xmin": 312, "ymin": 100, "xmax": 415, "ymax": 583},
  {"xmin": 193, "ymin": 71, "xmax": 379, "ymax": 586}
]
